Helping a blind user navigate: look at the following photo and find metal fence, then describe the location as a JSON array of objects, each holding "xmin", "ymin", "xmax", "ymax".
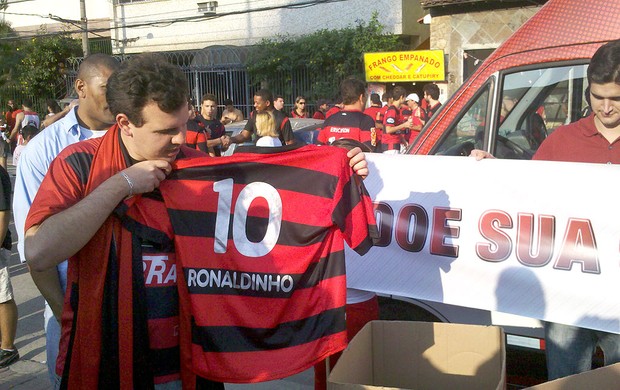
[{"xmin": 44, "ymin": 47, "xmax": 345, "ymax": 119}]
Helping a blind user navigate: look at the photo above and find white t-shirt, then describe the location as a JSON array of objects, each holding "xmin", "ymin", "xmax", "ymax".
[
  {"xmin": 256, "ymin": 136, "xmax": 282, "ymax": 147},
  {"xmin": 80, "ymin": 127, "xmax": 108, "ymax": 139}
]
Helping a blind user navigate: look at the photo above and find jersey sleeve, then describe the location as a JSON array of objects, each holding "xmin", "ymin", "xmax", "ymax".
[
  {"xmin": 384, "ymin": 107, "xmax": 398, "ymax": 127},
  {"xmin": 25, "ymin": 147, "xmax": 88, "ymax": 232},
  {"xmin": 185, "ymin": 129, "xmax": 198, "ymax": 146},
  {"xmin": 317, "ymin": 128, "xmax": 328, "ymax": 145},
  {"xmin": 332, "ymin": 152, "xmax": 378, "ymax": 255}
]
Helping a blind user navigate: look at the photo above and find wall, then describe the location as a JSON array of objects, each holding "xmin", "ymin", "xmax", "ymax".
[
  {"xmin": 429, "ymin": 6, "xmax": 540, "ymax": 96},
  {"xmin": 3, "ymin": 0, "xmax": 110, "ymax": 36},
  {"xmin": 111, "ymin": 0, "xmax": 413, "ymax": 54}
]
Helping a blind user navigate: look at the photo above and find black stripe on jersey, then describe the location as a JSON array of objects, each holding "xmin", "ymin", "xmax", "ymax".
[
  {"xmin": 149, "ymin": 346, "xmax": 180, "ymax": 378},
  {"xmin": 323, "ymin": 110, "xmax": 375, "ymax": 130},
  {"xmin": 191, "ymin": 306, "xmax": 345, "ymax": 353},
  {"xmin": 167, "ymin": 162, "xmax": 338, "ymax": 199},
  {"xmin": 168, "ymin": 209, "xmax": 329, "ymax": 247},
  {"xmin": 183, "ymin": 250, "xmax": 345, "ymax": 298},
  {"xmin": 64, "ymin": 151, "xmax": 94, "ymax": 186},
  {"xmin": 351, "ymin": 226, "xmax": 375, "ymax": 256},
  {"xmin": 332, "ymin": 176, "xmax": 363, "ymax": 230},
  {"xmin": 116, "ymin": 209, "xmax": 172, "ymax": 250},
  {"xmin": 234, "ymin": 143, "xmax": 302, "ymax": 155},
  {"xmin": 146, "ymin": 285, "xmax": 179, "ymax": 319}
]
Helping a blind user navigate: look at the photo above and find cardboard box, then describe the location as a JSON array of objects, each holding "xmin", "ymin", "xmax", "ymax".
[
  {"xmin": 525, "ymin": 363, "xmax": 620, "ymax": 389},
  {"xmin": 328, "ymin": 321, "xmax": 505, "ymax": 390}
]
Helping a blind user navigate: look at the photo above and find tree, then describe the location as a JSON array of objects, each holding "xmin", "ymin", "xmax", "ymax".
[
  {"xmin": 247, "ymin": 12, "xmax": 403, "ymax": 100},
  {"xmin": 16, "ymin": 28, "xmax": 82, "ymax": 98},
  {"xmin": 0, "ymin": 20, "xmax": 19, "ymax": 88}
]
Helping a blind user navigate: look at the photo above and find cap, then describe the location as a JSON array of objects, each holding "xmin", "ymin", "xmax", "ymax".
[{"xmin": 406, "ymin": 93, "xmax": 420, "ymax": 103}]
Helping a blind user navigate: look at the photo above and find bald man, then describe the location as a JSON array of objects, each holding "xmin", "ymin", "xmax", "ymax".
[{"xmin": 13, "ymin": 53, "xmax": 120, "ymax": 388}]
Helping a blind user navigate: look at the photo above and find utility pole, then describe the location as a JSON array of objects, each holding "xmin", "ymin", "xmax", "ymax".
[{"xmin": 80, "ymin": 0, "xmax": 89, "ymax": 56}]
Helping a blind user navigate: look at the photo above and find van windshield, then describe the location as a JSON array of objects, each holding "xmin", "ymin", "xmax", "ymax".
[
  {"xmin": 430, "ymin": 62, "xmax": 590, "ymax": 160},
  {"xmin": 495, "ymin": 64, "xmax": 589, "ymax": 159}
]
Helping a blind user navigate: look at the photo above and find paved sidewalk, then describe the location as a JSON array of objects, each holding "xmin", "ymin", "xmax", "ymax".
[
  {"xmin": 0, "ymin": 164, "xmax": 48, "ymax": 388},
  {"xmin": 0, "ymin": 359, "xmax": 49, "ymax": 389}
]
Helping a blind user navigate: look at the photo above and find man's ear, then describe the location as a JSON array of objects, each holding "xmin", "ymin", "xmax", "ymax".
[
  {"xmin": 117, "ymin": 113, "xmax": 133, "ymax": 137},
  {"xmin": 75, "ymin": 79, "xmax": 86, "ymax": 99}
]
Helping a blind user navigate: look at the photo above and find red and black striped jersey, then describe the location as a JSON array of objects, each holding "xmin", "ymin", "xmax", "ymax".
[
  {"xmin": 186, "ymin": 119, "xmax": 208, "ymax": 154},
  {"xmin": 363, "ymin": 105, "xmax": 382, "ymax": 126},
  {"xmin": 325, "ymin": 106, "xmax": 341, "ymax": 119},
  {"xmin": 377, "ymin": 104, "xmax": 389, "ymax": 124},
  {"xmin": 383, "ymin": 105, "xmax": 405, "ymax": 151},
  {"xmin": 312, "ymin": 110, "xmax": 326, "ymax": 120},
  {"xmin": 197, "ymin": 117, "xmax": 226, "ymax": 140},
  {"xmin": 158, "ymin": 144, "xmax": 378, "ymax": 383},
  {"xmin": 317, "ymin": 110, "xmax": 380, "ymax": 152},
  {"xmin": 25, "ymin": 137, "xmax": 202, "ymax": 387}
]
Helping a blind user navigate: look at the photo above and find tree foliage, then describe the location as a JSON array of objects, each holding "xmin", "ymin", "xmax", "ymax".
[
  {"xmin": 0, "ymin": 20, "xmax": 19, "ymax": 88},
  {"xmin": 16, "ymin": 28, "xmax": 82, "ymax": 98},
  {"xmin": 247, "ymin": 12, "xmax": 403, "ymax": 100}
]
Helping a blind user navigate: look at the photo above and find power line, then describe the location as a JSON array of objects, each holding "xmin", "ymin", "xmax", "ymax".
[{"xmin": 0, "ymin": 0, "xmax": 350, "ymax": 41}]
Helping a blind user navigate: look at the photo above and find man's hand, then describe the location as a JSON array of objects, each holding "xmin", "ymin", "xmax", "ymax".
[
  {"xmin": 220, "ymin": 135, "xmax": 231, "ymax": 149},
  {"xmin": 347, "ymin": 147, "xmax": 368, "ymax": 179},
  {"xmin": 120, "ymin": 160, "xmax": 172, "ymax": 196},
  {"xmin": 469, "ymin": 149, "xmax": 495, "ymax": 160}
]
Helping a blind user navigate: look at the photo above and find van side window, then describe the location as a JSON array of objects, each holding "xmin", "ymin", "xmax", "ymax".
[
  {"xmin": 494, "ymin": 64, "xmax": 588, "ymax": 160},
  {"xmin": 434, "ymin": 86, "xmax": 490, "ymax": 156}
]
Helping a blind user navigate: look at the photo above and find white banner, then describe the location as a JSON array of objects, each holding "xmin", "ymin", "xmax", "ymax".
[{"xmin": 346, "ymin": 154, "xmax": 620, "ymax": 334}]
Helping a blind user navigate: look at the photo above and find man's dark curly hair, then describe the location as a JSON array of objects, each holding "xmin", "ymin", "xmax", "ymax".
[
  {"xmin": 588, "ymin": 39, "xmax": 620, "ymax": 85},
  {"xmin": 106, "ymin": 53, "xmax": 188, "ymax": 126}
]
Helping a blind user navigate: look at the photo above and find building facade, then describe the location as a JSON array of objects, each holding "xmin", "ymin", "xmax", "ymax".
[
  {"xmin": 110, "ymin": 0, "xmax": 428, "ymax": 54},
  {"xmin": 420, "ymin": 0, "xmax": 547, "ymax": 96}
]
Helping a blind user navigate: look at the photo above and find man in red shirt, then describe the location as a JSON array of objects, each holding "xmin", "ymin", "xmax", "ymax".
[
  {"xmin": 185, "ymin": 102, "xmax": 209, "ymax": 154},
  {"xmin": 363, "ymin": 93, "xmax": 383, "ymax": 131},
  {"xmin": 318, "ymin": 78, "xmax": 380, "ymax": 152},
  {"xmin": 405, "ymin": 93, "xmax": 425, "ymax": 139},
  {"xmin": 312, "ymin": 99, "xmax": 329, "ymax": 119},
  {"xmin": 197, "ymin": 93, "xmax": 229, "ymax": 156},
  {"xmin": 472, "ymin": 39, "xmax": 620, "ymax": 381},
  {"xmin": 382, "ymin": 86, "xmax": 412, "ymax": 153},
  {"xmin": 423, "ymin": 83, "xmax": 442, "ymax": 120},
  {"xmin": 325, "ymin": 95, "xmax": 343, "ymax": 119},
  {"xmin": 376, "ymin": 92, "xmax": 392, "ymax": 132},
  {"xmin": 24, "ymin": 53, "xmax": 222, "ymax": 389}
]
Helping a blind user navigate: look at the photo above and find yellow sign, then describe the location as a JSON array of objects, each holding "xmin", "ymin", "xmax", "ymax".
[{"xmin": 364, "ymin": 50, "xmax": 445, "ymax": 82}]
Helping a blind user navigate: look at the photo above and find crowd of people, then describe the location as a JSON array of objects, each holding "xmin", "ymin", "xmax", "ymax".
[
  {"xmin": 177, "ymin": 81, "xmax": 443, "ymax": 157},
  {"xmin": 0, "ymin": 37, "xmax": 619, "ymax": 389}
]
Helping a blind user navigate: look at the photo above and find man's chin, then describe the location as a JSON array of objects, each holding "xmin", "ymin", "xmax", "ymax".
[{"xmin": 597, "ymin": 116, "xmax": 620, "ymax": 129}]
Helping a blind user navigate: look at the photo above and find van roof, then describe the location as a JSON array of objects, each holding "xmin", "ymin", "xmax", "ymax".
[
  {"xmin": 490, "ymin": 0, "xmax": 620, "ymax": 65},
  {"xmin": 412, "ymin": 0, "xmax": 620, "ymax": 154}
]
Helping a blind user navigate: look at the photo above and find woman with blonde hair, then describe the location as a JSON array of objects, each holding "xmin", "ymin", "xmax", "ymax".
[
  {"xmin": 291, "ymin": 96, "xmax": 308, "ymax": 118},
  {"xmin": 255, "ymin": 111, "xmax": 282, "ymax": 147}
]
